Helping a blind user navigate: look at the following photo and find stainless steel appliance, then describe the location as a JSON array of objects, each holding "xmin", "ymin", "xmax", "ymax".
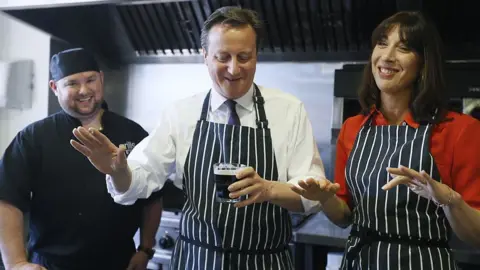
[
  {"xmin": 133, "ymin": 180, "xmax": 182, "ymax": 270},
  {"xmin": 136, "ymin": 210, "xmax": 181, "ymax": 270},
  {"xmin": 463, "ymin": 98, "xmax": 480, "ymax": 120}
]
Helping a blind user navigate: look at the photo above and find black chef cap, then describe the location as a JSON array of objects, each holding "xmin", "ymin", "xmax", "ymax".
[{"xmin": 50, "ymin": 48, "xmax": 100, "ymax": 81}]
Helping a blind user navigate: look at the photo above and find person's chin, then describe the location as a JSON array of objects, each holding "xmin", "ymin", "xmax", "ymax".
[
  {"xmin": 377, "ymin": 84, "xmax": 400, "ymax": 94},
  {"xmin": 220, "ymin": 86, "xmax": 238, "ymax": 97},
  {"xmin": 224, "ymin": 84, "xmax": 250, "ymax": 97},
  {"xmin": 375, "ymin": 77, "xmax": 394, "ymax": 91},
  {"xmin": 75, "ymin": 105, "xmax": 99, "ymax": 116}
]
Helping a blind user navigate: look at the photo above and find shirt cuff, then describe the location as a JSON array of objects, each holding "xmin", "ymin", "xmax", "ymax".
[
  {"xmin": 106, "ymin": 166, "xmax": 145, "ymax": 205},
  {"xmin": 288, "ymin": 176, "xmax": 323, "ymax": 214}
]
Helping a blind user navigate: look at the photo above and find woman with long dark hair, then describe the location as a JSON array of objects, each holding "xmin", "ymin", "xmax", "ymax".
[{"xmin": 292, "ymin": 11, "xmax": 480, "ymax": 269}]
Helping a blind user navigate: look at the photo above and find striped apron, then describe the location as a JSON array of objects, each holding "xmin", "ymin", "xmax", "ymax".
[
  {"xmin": 340, "ymin": 113, "xmax": 458, "ymax": 270},
  {"xmin": 170, "ymin": 85, "xmax": 294, "ymax": 270}
]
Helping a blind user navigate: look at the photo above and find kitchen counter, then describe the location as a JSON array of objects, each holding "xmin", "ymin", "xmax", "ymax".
[{"xmin": 292, "ymin": 212, "xmax": 480, "ymax": 270}]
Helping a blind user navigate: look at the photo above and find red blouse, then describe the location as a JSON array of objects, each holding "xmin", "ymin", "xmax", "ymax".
[{"xmin": 335, "ymin": 110, "xmax": 480, "ymax": 210}]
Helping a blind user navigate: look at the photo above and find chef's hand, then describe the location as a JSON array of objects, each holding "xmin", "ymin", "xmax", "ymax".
[
  {"xmin": 126, "ymin": 251, "xmax": 149, "ymax": 270},
  {"xmin": 70, "ymin": 126, "xmax": 128, "ymax": 175},
  {"xmin": 383, "ymin": 165, "xmax": 455, "ymax": 206},
  {"xmin": 290, "ymin": 177, "xmax": 340, "ymax": 204},
  {"xmin": 10, "ymin": 262, "xmax": 46, "ymax": 270},
  {"xmin": 228, "ymin": 167, "xmax": 274, "ymax": 208}
]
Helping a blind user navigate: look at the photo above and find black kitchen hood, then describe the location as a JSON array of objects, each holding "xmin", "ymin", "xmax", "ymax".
[{"xmin": 2, "ymin": 0, "xmax": 480, "ymax": 68}]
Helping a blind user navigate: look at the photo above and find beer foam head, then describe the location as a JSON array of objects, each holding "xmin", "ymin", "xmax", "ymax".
[
  {"xmin": 214, "ymin": 168, "xmax": 237, "ymax": 175},
  {"xmin": 213, "ymin": 163, "xmax": 244, "ymax": 175}
]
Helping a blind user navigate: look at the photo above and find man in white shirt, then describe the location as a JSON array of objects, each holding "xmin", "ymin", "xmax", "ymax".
[{"xmin": 70, "ymin": 6, "xmax": 325, "ymax": 270}]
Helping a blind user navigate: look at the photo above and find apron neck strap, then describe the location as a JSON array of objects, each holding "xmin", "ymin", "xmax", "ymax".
[
  {"xmin": 200, "ymin": 91, "xmax": 211, "ymax": 120},
  {"xmin": 364, "ymin": 110, "xmax": 377, "ymax": 127},
  {"xmin": 200, "ymin": 84, "xmax": 269, "ymax": 129},
  {"xmin": 253, "ymin": 84, "xmax": 269, "ymax": 128}
]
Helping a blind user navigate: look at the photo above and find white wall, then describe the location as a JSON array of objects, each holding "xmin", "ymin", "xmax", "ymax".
[
  {"xmin": 124, "ymin": 62, "xmax": 343, "ymax": 143},
  {"xmin": 0, "ymin": 13, "xmax": 51, "ymax": 154}
]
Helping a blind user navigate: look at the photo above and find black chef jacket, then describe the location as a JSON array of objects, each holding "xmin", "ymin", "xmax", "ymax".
[{"xmin": 0, "ymin": 110, "xmax": 162, "ymax": 270}]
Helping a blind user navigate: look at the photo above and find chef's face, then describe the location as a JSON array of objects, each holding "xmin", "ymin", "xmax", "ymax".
[
  {"xmin": 371, "ymin": 26, "xmax": 420, "ymax": 95},
  {"xmin": 49, "ymin": 71, "xmax": 104, "ymax": 119},
  {"xmin": 203, "ymin": 24, "xmax": 257, "ymax": 100}
]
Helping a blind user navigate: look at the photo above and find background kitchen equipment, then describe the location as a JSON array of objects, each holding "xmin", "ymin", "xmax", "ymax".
[
  {"xmin": 133, "ymin": 180, "xmax": 181, "ymax": 270},
  {"xmin": 2, "ymin": 0, "xmax": 480, "ymax": 67},
  {"xmin": 0, "ymin": 59, "xmax": 34, "ymax": 110},
  {"xmin": 463, "ymin": 98, "xmax": 480, "ymax": 120}
]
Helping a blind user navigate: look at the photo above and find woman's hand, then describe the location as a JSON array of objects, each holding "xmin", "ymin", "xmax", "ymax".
[{"xmin": 383, "ymin": 165, "xmax": 455, "ymax": 206}]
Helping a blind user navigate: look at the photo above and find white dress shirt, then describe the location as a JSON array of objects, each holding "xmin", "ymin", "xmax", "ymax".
[{"xmin": 106, "ymin": 84, "xmax": 325, "ymax": 213}]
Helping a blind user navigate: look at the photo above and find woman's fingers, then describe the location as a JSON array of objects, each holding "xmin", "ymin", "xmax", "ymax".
[
  {"xmin": 399, "ymin": 166, "xmax": 428, "ymax": 185},
  {"xmin": 382, "ymin": 175, "xmax": 412, "ymax": 190}
]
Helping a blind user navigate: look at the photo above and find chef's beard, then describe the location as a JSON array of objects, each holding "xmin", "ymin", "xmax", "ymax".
[
  {"xmin": 62, "ymin": 99, "xmax": 103, "ymax": 120},
  {"xmin": 73, "ymin": 100, "xmax": 102, "ymax": 116}
]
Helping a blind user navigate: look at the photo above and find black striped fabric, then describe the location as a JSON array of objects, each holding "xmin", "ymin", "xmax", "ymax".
[
  {"xmin": 340, "ymin": 117, "xmax": 457, "ymax": 270},
  {"xmin": 171, "ymin": 86, "xmax": 294, "ymax": 270}
]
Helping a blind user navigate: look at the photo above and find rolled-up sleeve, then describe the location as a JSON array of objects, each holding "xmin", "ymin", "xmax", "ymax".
[
  {"xmin": 286, "ymin": 103, "xmax": 325, "ymax": 214},
  {"xmin": 107, "ymin": 108, "xmax": 177, "ymax": 205}
]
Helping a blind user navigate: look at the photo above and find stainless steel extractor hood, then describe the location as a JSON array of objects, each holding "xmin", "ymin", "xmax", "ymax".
[
  {"xmin": 0, "ymin": 0, "xmax": 191, "ymax": 10},
  {"xmin": 1, "ymin": 0, "xmax": 480, "ymax": 68}
]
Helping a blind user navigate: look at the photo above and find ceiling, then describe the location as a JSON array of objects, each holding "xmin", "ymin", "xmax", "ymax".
[{"xmin": 2, "ymin": 0, "xmax": 479, "ymax": 68}]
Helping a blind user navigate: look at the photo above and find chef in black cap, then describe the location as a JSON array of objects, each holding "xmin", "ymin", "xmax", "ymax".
[{"xmin": 0, "ymin": 48, "xmax": 163, "ymax": 270}]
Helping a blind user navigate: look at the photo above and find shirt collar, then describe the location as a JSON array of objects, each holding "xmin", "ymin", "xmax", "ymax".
[
  {"xmin": 210, "ymin": 84, "xmax": 255, "ymax": 113},
  {"xmin": 362, "ymin": 107, "xmax": 420, "ymax": 128}
]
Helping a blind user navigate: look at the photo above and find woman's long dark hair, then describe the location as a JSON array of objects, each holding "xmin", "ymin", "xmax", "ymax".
[{"xmin": 358, "ymin": 11, "xmax": 448, "ymax": 124}]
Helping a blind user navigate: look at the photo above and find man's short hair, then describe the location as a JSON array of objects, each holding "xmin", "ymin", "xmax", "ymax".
[{"xmin": 200, "ymin": 6, "xmax": 264, "ymax": 51}]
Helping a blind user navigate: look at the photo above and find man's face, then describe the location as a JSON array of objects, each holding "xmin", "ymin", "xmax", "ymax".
[
  {"xmin": 49, "ymin": 71, "xmax": 104, "ymax": 119},
  {"xmin": 203, "ymin": 24, "xmax": 257, "ymax": 100}
]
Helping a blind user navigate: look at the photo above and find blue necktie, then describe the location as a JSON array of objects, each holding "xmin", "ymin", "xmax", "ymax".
[{"xmin": 224, "ymin": 99, "xmax": 240, "ymax": 126}]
